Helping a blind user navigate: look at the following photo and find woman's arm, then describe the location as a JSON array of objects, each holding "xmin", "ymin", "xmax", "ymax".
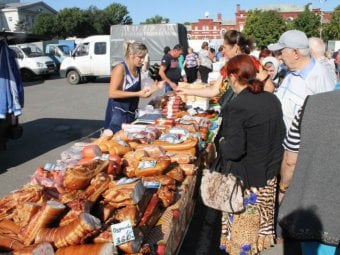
[
  {"xmin": 146, "ymin": 81, "xmax": 165, "ymax": 94},
  {"xmin": 176, "ymin": 75, "xmax": 222, "ymax": 98},
  {"xmin": 108, "ymin": 64, "xmax": 151, "ymax": 99}
]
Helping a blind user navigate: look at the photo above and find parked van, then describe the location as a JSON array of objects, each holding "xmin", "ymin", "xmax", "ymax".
[
  {"xmin": 59, "ymin": 35, "xmax": 110, "ymax": 85},
  {"xmin": 9, "ymin": 43, "xmax": 57, "ymax": 81},
  {"xmin": 60, "ymin": 24, "xmax": 188, "ymax": 85},
  {"xmin": 45, "ymin": 43, "xmax": 72, "ymax": 70}
]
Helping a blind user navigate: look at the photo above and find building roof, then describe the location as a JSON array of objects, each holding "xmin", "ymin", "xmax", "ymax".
[
  {"xmin": 252, "ymin": 4, "xmax": 304, "ymax": 12},
  {"xmin": 1, "ymin": 1, "xmax": 57, "ymax": 14},
  {"xmin": 221, "ymin": 19, "xmax": 236, "ymax": 25}
]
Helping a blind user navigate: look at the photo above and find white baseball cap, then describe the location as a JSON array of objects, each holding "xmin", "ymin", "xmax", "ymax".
[{"xmin": 268, "ymin": 30, "xmax": 309, "ymax": 51}]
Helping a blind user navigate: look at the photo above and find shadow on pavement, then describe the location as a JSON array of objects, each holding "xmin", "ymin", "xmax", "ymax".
[
  {"xmin": 0, "ymin": 118, "xmax": 103, "ymax": 173},
  {"xmin": 179, "ymin": 197, "xmax": 227, "ymax": 255}
]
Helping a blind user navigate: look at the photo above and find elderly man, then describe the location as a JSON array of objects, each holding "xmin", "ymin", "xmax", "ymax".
[
  {"xmin": 268, "ymin": 30, "xmax": 335, "ymax": 130},
  {"xmin": 309, "ymin": 37, "xmax": 337, "ymax": 83}
]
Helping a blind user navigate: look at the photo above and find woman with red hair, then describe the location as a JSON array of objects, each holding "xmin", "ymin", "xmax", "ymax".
[{"xmin": 218, "ymin": 54, "xmax": 285, "ymax": 254}]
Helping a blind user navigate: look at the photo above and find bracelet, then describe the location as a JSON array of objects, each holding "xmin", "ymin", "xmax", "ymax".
[
  {"xmin": 279, "ymin": 182, "xmax": 289, "ymax": 193},
  {"xmin": 279, "ymin": 188, "xmax": 286, "ymax": 194},
  {"xmin": 262, "ymin": 74, "xmax": 271, "ymax": 83}
]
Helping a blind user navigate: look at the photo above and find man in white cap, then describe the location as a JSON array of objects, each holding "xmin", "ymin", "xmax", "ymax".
[{"xmin": 268, "ymin": 30, "xmax": 335, "ymax": 131}]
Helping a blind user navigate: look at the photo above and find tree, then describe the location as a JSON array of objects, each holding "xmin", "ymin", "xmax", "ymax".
[
  {"xmin": 243, "ymin": 10, "xmax": 287, "ymax": 49},
  {"xmin": 322, "ymin": 6, "xmax": 340, "ymax": 41},
  {"xmin": 141, "ymin": 15, "xmax": 169, "ymax": 24},
  {"xmin": 84, "ymin": 6, "xmax": 107, "ymax": 34},
  {"xmin": 32, "ymin": 13, "xmax": 56, "ymax": 37},
  {"xmin": 103, "ymin": 4, "xmax": 132, "ymax": 25},
  {"xmin": 32, "ymin": 3, "xmax": 131, "ymax": 37},
  {"xmin": 292, "ymin": 4, "xmax": 321, "ymax": 37},
  {"xmin": 53, "ymin": 8, "xmax": 96, "ymax": 38}
]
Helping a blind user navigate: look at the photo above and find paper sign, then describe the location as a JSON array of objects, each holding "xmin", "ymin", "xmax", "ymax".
[{"xmin": 111, "ymin": 220, "xmax": 135, "ymax": 246}]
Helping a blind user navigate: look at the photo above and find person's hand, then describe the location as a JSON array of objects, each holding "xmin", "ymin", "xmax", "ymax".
[
  {"xmin": 156, "ymin": 80, "xmax": 165, "ymax": 90},
  {"xmin": 170, "ymin": 82, "xmax": 178, "ymax": 91},
  {"xmin": 257, "ymin": 65, "xmax": 269, "ymax": 81},
  {"xmin": 175, "ymin": 87, "xmax": 188, "ymax": 95},
  {"xmin": 139, "ymin": 87, "xmax": 152, "ymax": 98}
]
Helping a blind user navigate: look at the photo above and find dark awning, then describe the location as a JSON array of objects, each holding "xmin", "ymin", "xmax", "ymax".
[{"xmin": 0, "ymin": 32, "xmax": 52, "ymax": 45}]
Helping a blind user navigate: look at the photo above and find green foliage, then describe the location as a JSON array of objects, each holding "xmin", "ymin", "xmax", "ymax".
[
  {"xmin": 243, "ymin": 10, "xmax": 287, "ymax": 49},
  {"xmin": 141, "ymin": 15, "xmax": 169, "ymax": 24},
  {"xmin": 291, "ymin": 4, "xmax": 321, "ymax": 37},
  {"xmin": 103, "ymin": 3, "xmax": 132, "ymax": 25},
  {"xmin": 53, "ymin": 8, "xmax": 94, "ymax": 38},
  {"xmin": 32, "ymin": 3, "xmax": 132, "ymax": 38},
  {"xmin": 322, "ymin": 6, "xmax": 340, "ymax": 41},
  {"xmin": 32, "ymin": 13, "xmax": 56, "ymax": 36}
]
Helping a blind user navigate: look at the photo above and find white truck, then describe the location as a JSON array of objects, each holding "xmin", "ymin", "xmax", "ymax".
[
  {"xmin": 60, "ymin": 23, "xmax": 189, "ymax": 85},
  {"xmin": 9, "ymin": 43, "xmax": 57, "ymax": 81}
]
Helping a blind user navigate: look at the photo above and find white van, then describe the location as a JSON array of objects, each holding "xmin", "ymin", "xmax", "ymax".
[
  {"xmin": 59, "ymin": 35, "xmax": 111, "ymax": 85},
  {"xmin": 9, "ymin": 44, "xmax": 57, "ymax": 81},
  {"xmin": 60, "ymin": 24, "xmax": 189, "ymax": 85}
]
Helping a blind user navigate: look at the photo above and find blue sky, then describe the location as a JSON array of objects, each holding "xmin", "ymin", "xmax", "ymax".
[{"xmin": 38, "ymin": 0, "xmax": 338, "ymax": 24}]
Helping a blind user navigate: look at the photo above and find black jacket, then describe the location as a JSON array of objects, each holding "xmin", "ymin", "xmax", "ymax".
[{"xmin": 219, "ymin": 88, "xmax": 285, "ymax": 188}]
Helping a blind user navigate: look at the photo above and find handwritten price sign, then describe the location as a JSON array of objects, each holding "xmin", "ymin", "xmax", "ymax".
[{"xmin": 111, "ymin": 220, "xmax": 135, "ymax": 246}]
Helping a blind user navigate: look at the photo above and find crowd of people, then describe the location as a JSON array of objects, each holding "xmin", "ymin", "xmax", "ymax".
[{"xmin": 103, "ymin": 29, "xmax": 339, "ymax": 255}]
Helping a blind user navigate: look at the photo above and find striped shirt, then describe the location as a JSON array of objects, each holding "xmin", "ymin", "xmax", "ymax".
[{"xmin": 283, "ymin": 108, "xmax": 302, "ymax": 152}]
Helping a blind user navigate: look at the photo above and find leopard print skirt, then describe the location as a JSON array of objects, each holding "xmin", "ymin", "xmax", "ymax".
[{"xmin": 220, "ymin": 177, "xmax": 277, "ymax": 255}]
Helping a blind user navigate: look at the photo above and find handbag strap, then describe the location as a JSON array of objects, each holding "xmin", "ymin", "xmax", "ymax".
[
  {"xmin": 225, "ymin": 157, "xmax": 251, "ymax": 188},
  {"xmin": 211, "ymin": 153, "xmax": 223, "ymax": 173}
]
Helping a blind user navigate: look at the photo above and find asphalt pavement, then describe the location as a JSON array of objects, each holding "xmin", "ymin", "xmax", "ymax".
[{"xmin": 0, "ymin": 76, "xmax": 301, "ymax": 255}]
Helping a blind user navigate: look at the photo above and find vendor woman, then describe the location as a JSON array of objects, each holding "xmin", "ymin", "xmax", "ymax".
[
  {"xmin": 104, "ymin": 41, "xmax": 163, "ymax": 133},
  {"xmin": 176, "ymin": 30, "xmax": 274, "ymax": 99}
]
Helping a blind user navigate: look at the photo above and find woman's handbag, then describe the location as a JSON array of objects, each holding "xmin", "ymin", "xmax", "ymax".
[{"xmin": 200, "ymin": 155, "xmax": 244, "ymax": 213}]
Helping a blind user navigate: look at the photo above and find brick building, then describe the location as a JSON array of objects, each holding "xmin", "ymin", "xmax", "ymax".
[{"xmin": 188, "ymin": 4, "xmax": 333, "ymax": 40}]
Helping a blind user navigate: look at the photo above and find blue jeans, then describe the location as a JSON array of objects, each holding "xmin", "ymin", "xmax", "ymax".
[{"xmin": 165, "ymin": 82, "xmax": 174, "ymax": 93}]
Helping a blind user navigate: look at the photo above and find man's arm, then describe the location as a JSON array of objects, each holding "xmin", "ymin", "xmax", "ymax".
[
  {"xmin": 158, "ymin": 65, "xmax": 178, "ymax": 90},
  {"xmin": 279, "ymin": 107, "xmax": 303, "ymax": 203}
]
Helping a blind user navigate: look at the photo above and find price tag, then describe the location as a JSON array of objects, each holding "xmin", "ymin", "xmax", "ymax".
[{"xmin": 111, "ymin": 220, "xmax": 135, "ymax": 246}]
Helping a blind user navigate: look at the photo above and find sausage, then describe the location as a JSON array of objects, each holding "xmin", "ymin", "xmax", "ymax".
[
  {"xmin": 35, "ymin": 213, "xmax": 101, "ymax": 248},
  {"xmin": 168, "ymin": 153, "xmax": 196, "ymax": 164},
  {"xmin": 155, "ymin": 118, "xmax": 175, "ymax": 127},
  {"xmin": 148, "ymin": 137, "xmax": 198, "ymax": 151},
  {"xmin": 0, "ymin": 220, "xmax": 21, "ymax": 235},
  {"xmin": 179, "ymin": 163, "xmax": 198, "ymax": 176},
  {"xmin": 165, "ymin": 166, "xmax": 184, "ymax": 182},
  {"xmin": 134, "ymin": 157, "xmax": 171, "ymax": 177},
  {"xmin": 19, "ymin": 201, "xmax": 66, "ymax": 246},
  {"xmin": 91, "ymin": 129, "xmax": 114, "ymax": 146},
  {"xmin": 138, "ymin": 194, "xmax": 161, "ymax": 227},
  {"xmin": 166, "ymin": 147, "xmax": 197, "ymax": 157},
  {"xmin": 141, "ymin": 175, "xmax": 176, "ymax": 186},
  {"xmin": 55, "ymin": 243, "xmax": 115, "ymax": 255},
  {"xmin": 0, "ymin": 234, "xmax": 24, "ymax": 251}
]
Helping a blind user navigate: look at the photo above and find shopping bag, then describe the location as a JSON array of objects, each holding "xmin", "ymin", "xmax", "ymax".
[{"xmin": 200, "ymin": 157, "xmax": 244, "ymax": 213}]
